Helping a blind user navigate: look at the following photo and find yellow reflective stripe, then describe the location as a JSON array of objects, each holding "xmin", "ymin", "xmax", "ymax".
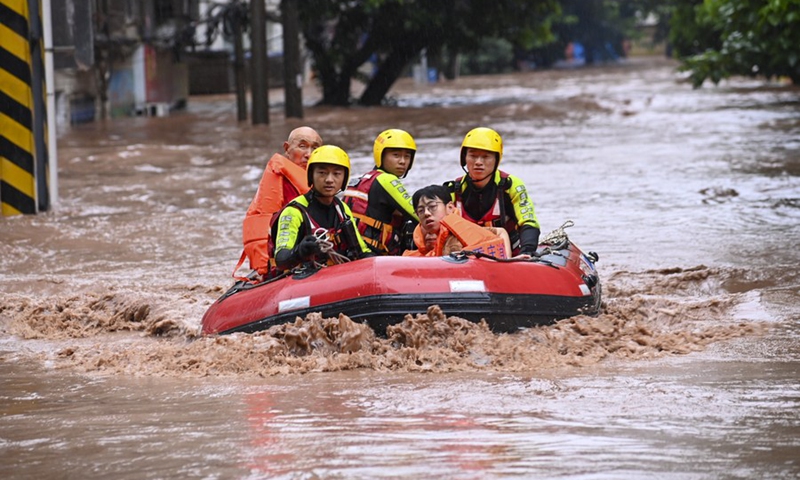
[
  {"xmin": 0, "ymin": 112, "xmax": 34, "ymax": 154},
  {"xmin": 0, "ymin": 0, "xmax": 27, "ymax": 16},
  {"xmin": 0, "ymin": 68, "xmax": 33, "ymax": 109},
  {"xmin": 1, "ymin": 157, "xmax": 35, "ymax": 196},
  {"xmin": 1, "ymin": 201, "xmax": 23, "ymax": 216},
  {"xmin": 1, "ymin": 0, "xmax": 43, "ymax": 216},
  {"xmin": 0, "ymin": 23, "xmax": 29, "ymax": 61}
]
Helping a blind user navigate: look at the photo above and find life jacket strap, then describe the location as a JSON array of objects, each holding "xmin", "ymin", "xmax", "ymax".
[{"xmin": 352, "ymin": 212, "xmax": 393, "ymax": 252}]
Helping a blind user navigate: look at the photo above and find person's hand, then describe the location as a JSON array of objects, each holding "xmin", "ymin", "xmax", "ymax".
[
  {"xmin": 511, "ymin": 253, "xmax": 532, "ymax": 260},
  {"xmin": 297, "ymin": 235, "xmax": 322, "ymax": 258}
]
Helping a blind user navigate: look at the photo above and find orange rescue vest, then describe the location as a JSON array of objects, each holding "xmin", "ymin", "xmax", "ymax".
[
  {"xmin": 234, "ymin": 153, "xmax": 309, "ymax": 277},
  {"xmin": 404, "ymin": 213, "xmax": 508, "ymax": 258}
]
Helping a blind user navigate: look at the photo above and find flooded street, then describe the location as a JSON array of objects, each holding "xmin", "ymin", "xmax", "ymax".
[{"xmin": 1, "ymin": 57, "xmax": 799, "ymax": 478}]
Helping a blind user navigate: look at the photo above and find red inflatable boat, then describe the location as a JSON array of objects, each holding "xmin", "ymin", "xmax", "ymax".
[{"xmin": 201, "ymin": 238, "xmax": 601, "ymax": 336}]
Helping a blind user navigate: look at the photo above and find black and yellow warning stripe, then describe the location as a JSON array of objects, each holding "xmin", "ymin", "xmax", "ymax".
[{"xmin": 1, "ymin": 0, "xmax": 45, "ymax": 215}]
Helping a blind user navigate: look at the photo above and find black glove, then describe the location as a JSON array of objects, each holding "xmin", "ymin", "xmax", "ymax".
[
  {"xmin": 518, "ymin": 226, "xmax": 541, "ymax": 256},
  {"xmin": 297, "ymin": 235, "xmax": 322, "ymax": 258}
]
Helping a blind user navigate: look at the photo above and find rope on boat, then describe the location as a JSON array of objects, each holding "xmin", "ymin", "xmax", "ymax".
[
  {"xmin": 313, "ymin": 228, "xmax": 351, "ymax": 264},
  {"xmin": 541, "ymin": 220, "xmax": 574, "ymax": 246},
  {"xmin": 534, "ymin": 219, "xmax": 573, "ymax": 257}
]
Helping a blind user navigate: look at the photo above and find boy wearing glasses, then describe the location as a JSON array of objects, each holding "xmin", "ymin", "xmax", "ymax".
[{"xmin": 403, "ymin": 185, "xmax": 510, "ymax": 258}]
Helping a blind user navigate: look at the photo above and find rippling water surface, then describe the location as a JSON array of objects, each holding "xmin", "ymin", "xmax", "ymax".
[{"xmin": 1, "ymin": 57, "xmax": 799, "ymax": 478}]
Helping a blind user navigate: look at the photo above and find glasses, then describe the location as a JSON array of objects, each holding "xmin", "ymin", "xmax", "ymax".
[{"xmin": 415, "ymin": 201, "xmax": 443, "ymax": 216}]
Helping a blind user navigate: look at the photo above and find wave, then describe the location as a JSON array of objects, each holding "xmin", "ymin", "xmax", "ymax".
[{"xmin": 0, "ymin": 265, "xmax": 763, "ymax": 377}]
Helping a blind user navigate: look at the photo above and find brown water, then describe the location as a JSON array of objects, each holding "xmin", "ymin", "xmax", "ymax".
[{"xmin": 1, "ymin": 57, "xmax": 799, "ymax": 478}]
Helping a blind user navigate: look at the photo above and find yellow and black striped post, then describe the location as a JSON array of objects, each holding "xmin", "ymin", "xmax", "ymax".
[{"xmin": 1, "ymin": 0, "xmax": 49, "ymax": 215}]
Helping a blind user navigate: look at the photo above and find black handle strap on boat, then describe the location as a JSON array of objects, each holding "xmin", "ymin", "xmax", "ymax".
[
  {"xmin": 453, "ymin": 249, "xmax": 561, "ymax": 269},
  {"xmin": 291, "ymin": 261, "xmax": 324, "ymax": 279}
]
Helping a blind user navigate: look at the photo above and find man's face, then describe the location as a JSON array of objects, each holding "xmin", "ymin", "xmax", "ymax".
[
  {"xmin": 464, "ymin": 148, "xmax": 496, "ymax": 182},
  {"xmin": 285, "ymin": 132, "xmax": 322, "ymax": 168},
  {"xmin": 312, "ymin": 164, "xmax": 346, "ymax": 197},
  {"xmin": 381, "ymin": 148, "xmax": 412, "ymax": 177}
]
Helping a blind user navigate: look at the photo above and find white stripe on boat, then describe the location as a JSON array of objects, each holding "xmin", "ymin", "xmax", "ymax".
[
  {"xmin": 449, "ymin": 280, "xmax": 486, "ymax": 293},
  {"xmin": 279, "ymin": 296, "xmax": 311, "ymax": 312}
]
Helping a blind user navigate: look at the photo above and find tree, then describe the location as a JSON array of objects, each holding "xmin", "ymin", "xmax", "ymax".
[
  {"xmin": 515, "ymin": 0, "xmax": 645, "ymax": 69},
  {"xmin": 298, "ymin": 0, "xmax": 560, "ymax": 106},
  {"xmin": 671, "ymin": 0, "xmax": 800, "ymax": 87}
]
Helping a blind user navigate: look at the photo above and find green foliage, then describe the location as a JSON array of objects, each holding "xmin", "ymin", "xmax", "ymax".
[
  {"xmin": 667, "ymin": 0, "xmax": 722, "ymax": 58},
  {"xmin": 521, "ymin": 0, "xmax": 644, "ymax": 68},
  {"xmin": 460, "ymin": 38, "xmax": 516, "ymax": 76},
  {"xmin": 672, "ymin": 0, "xmax": 800, "ymax": 86}
]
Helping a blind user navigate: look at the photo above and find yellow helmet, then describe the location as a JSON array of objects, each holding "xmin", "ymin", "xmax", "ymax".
[
  {"xmin": 307, "ymin": 145, "xmax": 350, "ymax": 188},
  {"xmin": 373, "ymin": 129, "xmax": 417, "ymax": 177},
  {"xmin": 460, "ymin": 127, "xmax": 503, "ymax": 169}
]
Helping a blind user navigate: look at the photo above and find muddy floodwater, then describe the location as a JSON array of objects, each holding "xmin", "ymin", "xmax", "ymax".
[{"xmin": 1, "ymin": 57, "xmax": 799, "ymax": 478}]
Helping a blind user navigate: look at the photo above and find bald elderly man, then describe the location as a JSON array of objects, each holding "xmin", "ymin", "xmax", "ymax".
[{"xmin": 237, "ymin": 126, "xmax": 323, "ymax": 279}]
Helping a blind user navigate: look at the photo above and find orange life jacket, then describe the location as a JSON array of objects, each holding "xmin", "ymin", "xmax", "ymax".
[
  {"xmin": 343, "ymin": 169, "xmax": 393, "ymax": 253},
  {"xmin": 234, "ymin": 153, "xmax": 309, "ymax": 278},
  {"xmin": 404, "ymin": 213, "xmax": 508, "ymax": 258}
]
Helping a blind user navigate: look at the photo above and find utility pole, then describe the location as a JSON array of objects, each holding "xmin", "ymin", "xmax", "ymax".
[
  {"xmin": 28, "ymin": 0, "xmax": 49, "ymax": 212},
  {"xmin": 232, "ymin": 17, "xmax": 247, "ymax": 122},
  {"xmin": 42, "ymin": 0, "xmax": 57, "ymax": 206},
  {"xmin": 282, "ymin": 0, "xmax": 303, "ymax": 118},
  {"xmin": 250, "ymin": 0, "xmax": 269, "ymax": 125}
]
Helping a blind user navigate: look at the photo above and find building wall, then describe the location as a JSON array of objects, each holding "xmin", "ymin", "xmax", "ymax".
[{"xmin": 52, "ymin": 0, "xmax": 194, "ymax": 125}]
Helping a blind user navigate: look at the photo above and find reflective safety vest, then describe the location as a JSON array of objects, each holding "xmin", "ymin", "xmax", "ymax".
[
  {"xmin": 343, "ymin": 169, "xmax": 404, "ymax": 254},
  {"xmin": 452, "ymin": 172, "xmax": 516, "ymax": 230},
  {"xmin": 404, "ymin": 213, "xmax": 509, "ymax": 258},
  {"xmin": 234, "ymin": 153, "xmax": 309, "ymax": 277},
  {"xmin": 272, "ymin": 194, "xmax": 365, "ymax": 268}
]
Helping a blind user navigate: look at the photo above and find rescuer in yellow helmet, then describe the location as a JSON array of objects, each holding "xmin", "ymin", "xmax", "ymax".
[
  {"xmin": 343, "ymin": 128, "xmax": 419, "ymax": 255},
  {"xmin": 272, "ymin": 145, "xmax": 373, "ymax": 272},
  {"xmin": 444, "ymin": 127, "xmax": 541, "ymax": 257}
]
